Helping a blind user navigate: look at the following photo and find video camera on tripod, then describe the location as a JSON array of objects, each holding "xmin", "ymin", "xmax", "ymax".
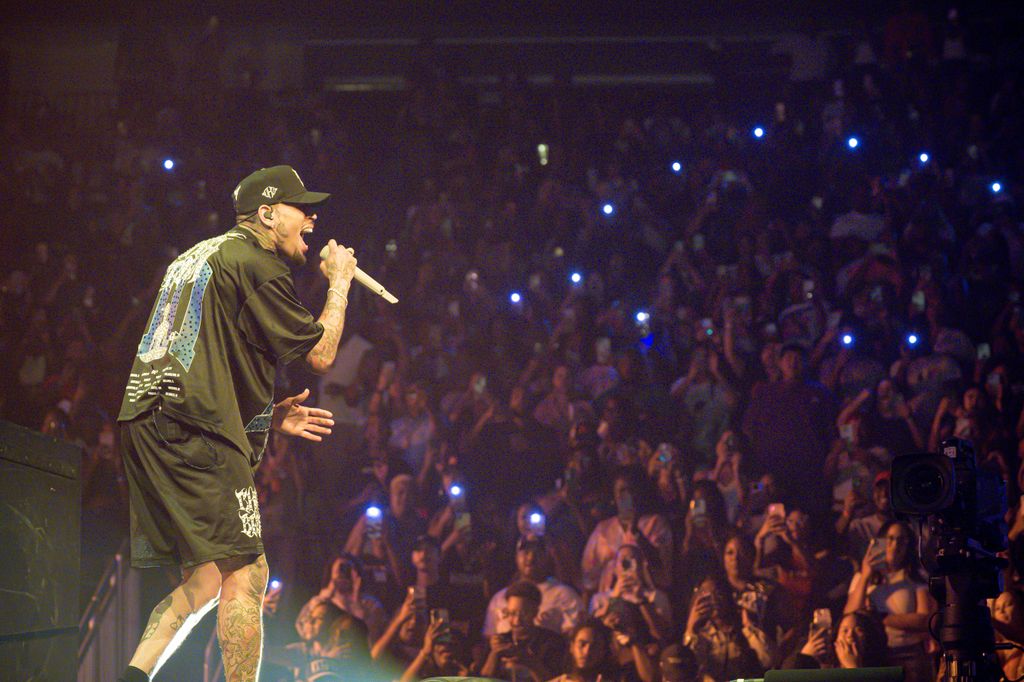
[{"xmin": 890, "ymin": 437, "xmax": 1007, "ymax": 682}]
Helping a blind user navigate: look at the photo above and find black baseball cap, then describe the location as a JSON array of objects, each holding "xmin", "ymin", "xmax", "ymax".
[{"xmin": 232, "ymin": 165, "xmax": 330, "ymax": 214}]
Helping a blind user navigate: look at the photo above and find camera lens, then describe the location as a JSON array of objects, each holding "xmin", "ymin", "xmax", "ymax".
[{"xmin": 903, "ymin": 461, "xmax": 946, "ymax": 507}]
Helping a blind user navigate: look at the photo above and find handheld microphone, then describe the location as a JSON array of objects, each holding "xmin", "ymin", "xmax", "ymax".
[{"xmin": 319, "ymin": 245, "xmax": 399, "ymax": 304}]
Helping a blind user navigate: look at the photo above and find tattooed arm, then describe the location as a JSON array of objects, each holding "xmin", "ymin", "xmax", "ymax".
[{"xmin": 305, "ymin": 240, "xmax": 357, "ymax": 375}]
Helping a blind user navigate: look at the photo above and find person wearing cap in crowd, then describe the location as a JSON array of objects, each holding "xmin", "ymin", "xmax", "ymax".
[
  {"xmin": 742, "ymin": 342, "xmax": 837, "ymax": 517},
  {"xmin": 841, "ymin": 471, "xmax": 896, "ymax": 563},
  {"xmin": 115, "ymin": 166, "xmax": 358, "ymax": 682},
  {"xmin": 483, "ymin": 536, "xmax": 585, "ymax": 638}
]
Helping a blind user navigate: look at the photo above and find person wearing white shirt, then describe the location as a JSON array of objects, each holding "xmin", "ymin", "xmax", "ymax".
[
  {"xmin": 580, "ymin": 468, "xmax": 673, "ymax": 594},
  {"xmin": 483, "ymin": 537, "xmax": 584, "ymax": 637}
]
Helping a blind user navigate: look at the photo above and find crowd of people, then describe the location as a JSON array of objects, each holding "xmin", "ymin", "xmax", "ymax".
[{"xmin": 4, "ymin": 4, "xmax": 1024, "ymax": 681}]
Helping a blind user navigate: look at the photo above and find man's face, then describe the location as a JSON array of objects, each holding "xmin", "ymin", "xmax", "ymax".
[
  {"xmin": 412, "ymin": 545, "xmax": 439, "ymax": 572},
  {"xmin": 613, "ymin": 477, "xmax": 631, "ymax": 505},
  {"xmin": 779, "ymin": 349, "xmax": 803, "ymax": 381},
  {"xmin": 405, "ymin": 389, "xmax": 425, "ymax": 417},
  {"xmin": 390, "ymin": 477, "xmax": 412, "ymax": 516},
  {"xmin": 506, "ymin": 596, "xmax": 537, "ymax": 638},
  {"xmin": 552, "ymin": 365, "xmax": 569, "ymax": 392},
  {"xmin": 331, "ymin": 558, "xmax": 354, "ymax": 592},
  {"xmin": 268, "ymin": 203, "xmax": 317, "ymax": 266},
  {"xmin": 516, "ymin": 546, "xmax": 545, "ymax": 581},
  {"xmin": 873, "ymin": 482, "xmax": 890, "ymax": 512}
]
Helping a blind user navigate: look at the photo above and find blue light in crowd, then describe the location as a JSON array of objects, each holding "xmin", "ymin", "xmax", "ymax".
[
  {"xmin": 529, "ymin": 512, "xmax": 543, "ymax": 525},
  {"xmin": 570, "ymin": 272, "xmax": 583, "ymax": 285},
  {"xmin": 269, "ymin": 579, "xmax": 282, "ymax": 590},
  {"xmin": 847, "ymin": 137, "xmax": 859, "ymax": 149},
  {"xmin": 753, "ymin": 126, "xmax": 765, "ymax": 139},
  {"xmin": 366, "ymin": 505, "xmax": 382, "ymax": 519},
  {"xmin": 907, "ymin": 333, "xmax": 919, "ymax": 346},
  {"xmin": 841, "ymin": 333, "xmax": 854, "ymax": 346},
  {"xmin": 162, "ymin": 158, "xmax": 175, "ymax": 170},
  {"xmin": 991, "ymin": 181, "xmax": 1003, "ymax": 194},
  {"xmin": 602, "ymin": 203, "xmax": 614, "ymax": 216},
  {"xmin": 636, "ymin": 311, "xmax": 650, "ymax": 324},
  {"xmin": 671, "ymin": 161, "xmax": 682, "ymax": 174},
  {"xmin": 510, "ymin": 292, "xmax": 522, "ymax": 304},
  {"xmin": 449, "ymin": 484, "xmax": 463, "ymax": 498},
  {"xmin": 919, "ymin": 152, "xmax": 930, "ymax": 164}
]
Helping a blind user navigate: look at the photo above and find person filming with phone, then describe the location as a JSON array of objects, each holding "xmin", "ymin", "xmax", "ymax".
[
  {"xmin": 844, "ymin": 519, "xmax": 935, "ymax": 682},
  {"xmin": 581, "ymin": 467, "xmax": 673, "ymax": 600},
  {"xmin": 589, "ymin": 544, "xmax": 673, "ymax": 643},
  {"xmin": 785, "ymin": 609, "xmax": 889, "ymax": 670},
  {"xmin": 483, "ymin": 537, "xmax": 585, "ymax": 639},
  {"xmin": 479, "ymin": 580, "xmax": 566, "ymax": 681},
  {"xmin": 683, "ymin": 575, "xmax": 768, "ymax": 681}
]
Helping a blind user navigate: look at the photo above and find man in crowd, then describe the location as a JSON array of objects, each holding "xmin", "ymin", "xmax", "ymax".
[
  {"xmin": 483, "ymin": 537, "xmax": 585, "ymax": 638},
  {"xmin": 743, "ymin": 343, "xmax": 837, "ymax": 517},
  {"xmin": 116, "ymin": 166, "xmax": 357, "ymax": 682},
  {"xmin": 480, "ymin": 580, "xmax": 567, "ymax": 681}
]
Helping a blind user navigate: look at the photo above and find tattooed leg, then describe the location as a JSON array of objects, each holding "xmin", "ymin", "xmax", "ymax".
[
  {"xmin": 128, "ymin": 562, "xmax": 222, "ymax": 676},
  {"xmin": 216, "ymin": 554, "xmax": 269, "ymax": 682}
]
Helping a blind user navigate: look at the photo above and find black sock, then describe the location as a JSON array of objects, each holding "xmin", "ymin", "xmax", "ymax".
[{"xmin": 118, "ymin": 665, "xmax": 150, "ymax": 682}]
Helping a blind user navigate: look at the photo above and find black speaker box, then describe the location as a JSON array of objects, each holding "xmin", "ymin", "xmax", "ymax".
[{"xmin": 0, "ymin": 420, "xmax": 81, "ymax": 682}]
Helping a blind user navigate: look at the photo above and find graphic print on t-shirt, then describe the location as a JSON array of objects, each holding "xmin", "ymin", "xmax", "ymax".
[{"xmin": 127, "ymin": 233, "xmax": 243, "ymax": 402}]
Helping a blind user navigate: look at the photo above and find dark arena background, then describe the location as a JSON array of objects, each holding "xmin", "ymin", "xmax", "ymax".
[{"xmin": 3, "ymin": 1, "xmax": 1024, "ymax": 681}]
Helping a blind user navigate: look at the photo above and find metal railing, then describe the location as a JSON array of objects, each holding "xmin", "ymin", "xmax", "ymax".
[{"xmin": 78, "ymin": 538, "xmax": 141, "ymax": 682}]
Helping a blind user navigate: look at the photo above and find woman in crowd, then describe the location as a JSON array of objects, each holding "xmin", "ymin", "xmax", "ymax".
[
  {"xmin": 755, "ymin": 508, "xmax": 820, "ymax": 630},
  {"xmin": 400, "ymin": 619, "xmax": 471, "ymax": 681},
  {"xmin": 676, "ymin": 480, "xmax": 733, "ymax": 604},
  {"xmin": 589, "ymin": 544, "xmax": 673, "ymax": 643},
  {"xmin": 370, "ymin": 588, "xmax": 424, "ymax": 670},
  {"xmin": 992, "ymin": 588, "xmax": 1024, "ymax": 680},
  {"xmin": 683, "ymin": 574, "xmax": 772, "ymax": 680},
  {"xmin": 296, "ymin": 553, "xmax": 388, "ymax": 644},
  {"xmin": 845, "ymin": 520, "xmax": 936, "ymax": 682},
  {"xmin": 700, "ymin": 430, "xmax": 748, "ymax": 524},
  {"xmin": 929, "ymin": 384, "xmax": 999, "ymax": 451},
  {"xmin": 546, "ymin": 619, "xmax": 618, "ymax": 682},
  {"xmin": 721, "ymin": 532, "xmax": 782, "ymax": 648},
  {"xmin": 787, "ymin": 610, "xmax": 889, "ymax": 669},
  {"xmin": 271, "ymin": 602, "xmax": 373, "ymax": 682},
  {"xmin": 645, "ymin": 442, "xmax": 688, "ymax": 515}
]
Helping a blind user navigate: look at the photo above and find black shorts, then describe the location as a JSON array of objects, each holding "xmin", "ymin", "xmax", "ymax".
[{"xmin": 121, "ymin": 409, "xmax": 265, "ymax": 569}]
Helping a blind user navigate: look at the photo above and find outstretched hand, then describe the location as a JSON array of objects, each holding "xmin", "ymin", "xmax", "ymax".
[{"xmin": 272, "ymin": 388, "xmax": 334, "ymax": 441}]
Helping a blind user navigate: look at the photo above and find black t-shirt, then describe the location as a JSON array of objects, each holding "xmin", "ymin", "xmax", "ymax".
[{"xmin": 118, "ymin": 228, "xmax": 323, "ymax": 463}]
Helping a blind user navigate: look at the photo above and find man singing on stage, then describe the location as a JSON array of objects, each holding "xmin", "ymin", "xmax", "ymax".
[{"xmin": 116, "ymin": 165, "xmax": 357, "ymax": 682}]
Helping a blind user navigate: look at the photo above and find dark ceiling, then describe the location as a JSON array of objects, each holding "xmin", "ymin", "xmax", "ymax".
[{"xmin": 9, "ymin": 0, "xmax": 896, "ymax": 36}]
